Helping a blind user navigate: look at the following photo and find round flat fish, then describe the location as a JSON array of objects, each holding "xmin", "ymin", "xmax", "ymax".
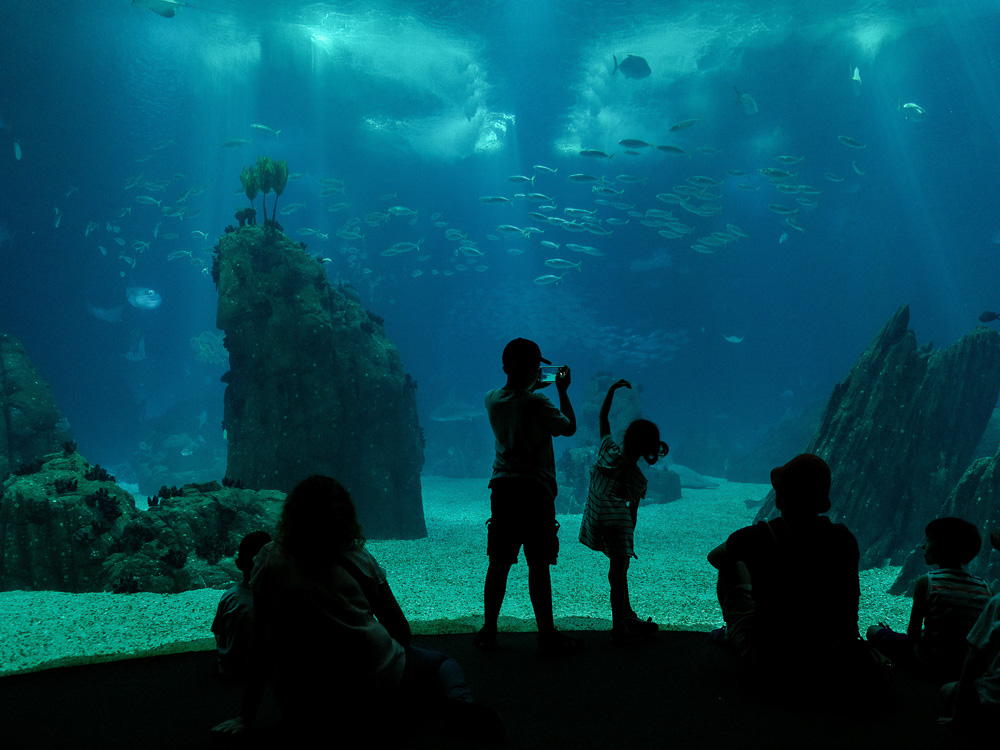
[
  {"xmin": 613, "ymin": 54, "xmax": 651, "ymax": 79},
  {"xmin": 126, "ymin": 286, "xmax": 162, "ymax": 309}
]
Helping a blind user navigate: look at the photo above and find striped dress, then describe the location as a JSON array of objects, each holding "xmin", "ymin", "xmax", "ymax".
[
  {"xmin": 578, "ymin": 436, "xmax": 647, "ymax": 558},
  {"xmin": 917, "ymin": 568, "xmax": 993, "ymax": 664}
]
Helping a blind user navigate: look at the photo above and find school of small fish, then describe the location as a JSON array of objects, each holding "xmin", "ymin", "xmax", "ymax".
[{"xmin": 18, "ymin": 56, "xmax": 930, "ymax": 365}]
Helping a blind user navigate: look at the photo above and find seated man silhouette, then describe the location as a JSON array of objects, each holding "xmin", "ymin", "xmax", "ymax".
[{"xmin": 708, "ymin": 454, "xmax": 862, "ymax": 697}]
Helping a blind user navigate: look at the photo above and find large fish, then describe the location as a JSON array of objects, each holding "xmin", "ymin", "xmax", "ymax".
[
  {"xmin": 86, "ymin": 303, "xmax": 125, "ymax": 323},
  {"xmin": 132, "ymin": 0, "xmax": 223, "ymax": 16},
  {"xmin": 613, "ymin": 55, "xmax": 651, "ymax": 79},
  {"xmin": 124, "ymin": 335, "xmax": 147, "ymax": 362},
  {"xmin": 429, "ymin": 394, "xmax": 483, "ymax": 422},
  {"xmin": 132, "ymin": 0, "xmax": 188, "ymax": 17},
  {"xmin": 126, "ymin": 286, "xmax": 162, "ymax": 309}
]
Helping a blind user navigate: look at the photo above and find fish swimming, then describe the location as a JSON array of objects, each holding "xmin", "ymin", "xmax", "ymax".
[
  {"xmin": 250, "ymin": 123, "xmax": 281, "ymax": 137},
  {"xmin": 734, "ymin": 87, "xmax": 758, "ymax": 114},
  {"xmin": 544, "ymin": 259, "xmax": 582, "ymax": 271},
  {"xmin": 124, "ymin": 336, "xmax": 147, "ymax": 362},
  {"xmin": 565, "ymin": 244, "xmax": 603, "ymax": 256},
  {"xmin": 618, "ymin": 139, "xmax": 652, "ymax": 149},
  {"xmin": 838, "ymin": 135, "xmax": 865, "ymax": 149},
  {"xmin": 132, "ymin": 0, "xmax": 189, "ymax": 17},
  {"xmin": 126, "ymin": 286, "xmax": 162, "ymax": 309},
  {"xmin": 722, "ymin": 335, "xmax": 744, "ymax": 343},
  {"xmin": 612, "ymin": 54, "xmax": 651, "ymax": 79},
  {"xmin": 979, "ymin": 311, "xmax": 1000, "ymax": 323},
  {"xmin": 668, "ymin": 463, "xmax": 721, "ymax": 489},
  {"xmin": 85, "ymin": 303, "xmax": 124, "ymax": 323},
  {"xmin": 898, "ymin": 101, "xmax": 927, "ymax": 122},
  {"xmin": 132, "ymin": 0, "xmax": 222, "ymax": 16},
  {"xmin": 579, "ymin": 150, "xmax": 613, "ymax": 160},
  {"xmin": 534, "ymin": 274, "xmax": 564, "ymax": 285},
  {"xmin": 669, "ymin": 119, "xmax": 699, "ymax": 132},
  {"xmin": 14, "ymin": 141, "xmax": 21, "ymax": 160},
  {"xmin": 337, "ymin": 281, "xmax": 362, "ymax": 304}
]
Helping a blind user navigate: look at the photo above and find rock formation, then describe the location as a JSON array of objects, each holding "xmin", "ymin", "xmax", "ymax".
[
  {"xmin": 754, "ymin": 306, "xmax": 1000, "ymax": 568},
  {"xmin": 726, "ymin": 400, "xmax": 826, "ymax": 484},
  {"xmin": 890, "ymin": 446, "xmax": 1000, "ymax": 594},
  {"xmin": 0, "ymin": 334, "xmax": 74, "ymax": 477},
  {"xmin": 214, "ymin": 224, "xmax": 426, "ymax": 539},
  {"xmin": 0, "ymin": 453, "xmax": 283, "ymax": 594}
]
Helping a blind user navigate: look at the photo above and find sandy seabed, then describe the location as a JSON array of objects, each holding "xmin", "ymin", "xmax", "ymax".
[{"xmin": 0, "ymin": 477, "xmax": 912, "ymax": 676}]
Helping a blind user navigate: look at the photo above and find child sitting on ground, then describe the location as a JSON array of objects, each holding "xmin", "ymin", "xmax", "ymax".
[
  {"xmin": 211, "ymin": 530, "xmax": 272, "ymax": 679},
  {"xmin": 578, "ymin": 379, "xmax": 668, "ymax": 643},
  {"xmin": 940, "ymin": 527, "xmax": 1000, "ymax": 730},
  {"xmin": 868, "ymin": 517, "xmax": 993, "ymax": 680}
]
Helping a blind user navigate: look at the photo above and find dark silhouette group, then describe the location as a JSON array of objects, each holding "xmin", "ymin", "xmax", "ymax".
[{"xmin": 209, "ymin": 338, "xmax": 1000, "ymax": 743}]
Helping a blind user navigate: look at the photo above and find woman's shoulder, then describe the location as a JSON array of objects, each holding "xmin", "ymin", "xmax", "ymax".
[{"xmin": 342, "ymin": 545, "xmax": 387, "ymax": 583}]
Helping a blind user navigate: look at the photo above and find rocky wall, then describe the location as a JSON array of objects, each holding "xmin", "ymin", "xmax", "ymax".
[
  {"xmin": 215, "ymin": 225, "xmax": 425, "ymax": 539},
  {"xmin": 0, "ymin": 334, "xmax": 73, "ymax": 477},
  {"xmin": 753, "ymin": 306, "xmax": 1000, "ymax": 569},
  {"xmin": 0, "ymin": 453, "xmax": 284, "ymax": 593},
  {"xmin": 890, "ymin": 446, "xmax": 1000, "ymax": 594}
]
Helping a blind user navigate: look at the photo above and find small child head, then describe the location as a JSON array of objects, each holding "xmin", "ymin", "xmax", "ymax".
[
  {"xmin": 923, "ymin": 517, "xmax": 982, "ymax": 567},
  {"xmin": 235, "ymin": 530, "xmax": 272, "ymax": 579},
  {"xmin": 623, "ymin": 419, "xmax": 669, "ymax": 465}
]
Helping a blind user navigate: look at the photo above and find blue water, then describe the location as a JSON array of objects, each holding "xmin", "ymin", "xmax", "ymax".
[{"xmin": 2, "ymin": 0, "xmax": 1000, "ymax": 477}]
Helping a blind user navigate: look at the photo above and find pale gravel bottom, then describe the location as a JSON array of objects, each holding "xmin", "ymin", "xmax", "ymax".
[{"xmin": 0, "ymin": 477, "xmax": 912, "ymax": 676}]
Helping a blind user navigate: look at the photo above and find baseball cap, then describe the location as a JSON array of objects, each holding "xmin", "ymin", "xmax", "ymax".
[{"xmin": 502, "ymin": 338, "xmax": 551, "ymax": 368}]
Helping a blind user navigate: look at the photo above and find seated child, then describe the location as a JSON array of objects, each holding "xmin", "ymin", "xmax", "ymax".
[
  {"xmin": 211, "ymin": 531, "xmax": 272, "ymax": 679},
  {"xmin": 868, "ymin": 517, "xmax": 993, "ymax": 680},
  {"xmin": 578, "ymin": 378, "xmax": 668, "ymax": 643},
  {"xmin": 940, "ymin": 528, "xmax": 1000, "ymax": 729}
]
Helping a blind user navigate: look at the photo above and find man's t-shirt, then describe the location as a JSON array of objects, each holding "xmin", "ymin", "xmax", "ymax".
[
  {"xmin": 485, "ymin": 388, "xmax": 570, "ymax": 498},
  {"xmin": 725, "ymin": 516, "xmax": 861, "ymax": 649}
]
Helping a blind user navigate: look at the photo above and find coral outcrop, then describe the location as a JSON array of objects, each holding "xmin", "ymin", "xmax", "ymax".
[
  {"xmin": 753, "ymin": 306, "xmax": 1000, "ymax": 569},
  {"xmin": 0, "ymin": 453, "xmax": 283, "ymax": 593},
  {"xmin": 0, "ymin": 334, "xmax": 73, "ymax": 478},
  {"xmin": 215, "ymin": 224, "xmax": 426, "ymax": 539}
]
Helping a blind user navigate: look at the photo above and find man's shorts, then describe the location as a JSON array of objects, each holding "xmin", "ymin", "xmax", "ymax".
[{"xmin": 486, "ymin": 477, "xmax": 559, "ymax": 566}]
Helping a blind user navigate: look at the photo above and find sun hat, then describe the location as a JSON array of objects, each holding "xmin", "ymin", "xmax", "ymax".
[{"xmin": 771, "ymin": 453, "xmax": 832, "ymax": 514}]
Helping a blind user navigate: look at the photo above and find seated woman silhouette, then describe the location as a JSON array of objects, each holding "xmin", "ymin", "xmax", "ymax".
[{"xmin": 213, "ymin": 475, "xmax": 502, "ymax": 743}]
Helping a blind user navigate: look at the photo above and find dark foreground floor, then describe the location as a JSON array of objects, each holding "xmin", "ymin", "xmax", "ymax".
[{"xmin": 0, "ymin": 630, "xmax": 978, "ymax": 750}]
